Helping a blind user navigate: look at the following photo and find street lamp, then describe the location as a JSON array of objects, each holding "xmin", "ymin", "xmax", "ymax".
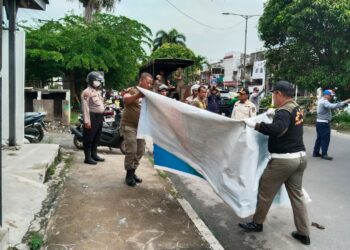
[{"xmin": 222, "ymin": 12, "xmax": 260, "ymax": 87}]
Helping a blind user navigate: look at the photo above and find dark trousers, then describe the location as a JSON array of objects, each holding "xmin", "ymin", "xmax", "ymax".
[
  {"xmin": 313, "ymin": 122, "xmax": 331, "ymax": 156},
  {"xmin": 83, "ymin": 113, "xmax": 103, "ymax": 150}
]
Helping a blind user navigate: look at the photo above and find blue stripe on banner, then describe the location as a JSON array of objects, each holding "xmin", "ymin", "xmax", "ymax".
[{"xmin": 153, "ymin": 144, "xmax": 204, "ymax": 179}]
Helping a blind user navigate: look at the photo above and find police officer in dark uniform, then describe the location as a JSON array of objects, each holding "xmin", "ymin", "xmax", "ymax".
[
  {"xmin": 239, "ymin": 81, "xmax": 311, "ymax": 245},
  {"xmin": 81, "ymin": 71, "xmax": 105, "ymax": 165}
]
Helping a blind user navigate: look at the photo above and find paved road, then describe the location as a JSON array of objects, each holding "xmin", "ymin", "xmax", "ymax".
[{"xmin": 169, "ymin": 127, "xmax": 350, "ymax": 250}]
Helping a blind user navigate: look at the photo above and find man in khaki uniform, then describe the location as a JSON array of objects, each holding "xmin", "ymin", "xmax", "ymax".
[
  {"xmin": 239, "ymin": 81, "xmax": 311, "ymax": 246},
  {"xmin": 192, "ymin": 85, "xmax": 207, "ymax": 109},
  {"xmin": 81, "ymin": 71, "xmax": 105, "ymax": 165},
  {"xmin": 121, "ymin": 73, "xmax": 153, "ymax": 186},
  {"xmin": 231, "ymin": 88, "xmax": 256, "ymax": 120}
]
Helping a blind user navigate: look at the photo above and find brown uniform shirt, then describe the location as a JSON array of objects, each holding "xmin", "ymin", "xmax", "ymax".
[
  {"xmin": 81, "ymin": 86, "xmax": 104, "ymax": 124},
  {"xmin": 120, "ymin": 88, "xmax": 142, "ymax": 128},
  {"xmin": 192, "ymin": 97, "xmax": 207, "ymax": 109}
]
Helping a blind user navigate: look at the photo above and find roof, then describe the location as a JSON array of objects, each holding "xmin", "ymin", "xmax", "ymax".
[
  {"xmin": 139, "ymin": 58, "xmax": 194, "ymax": 78},
  {"xmin": 18, "ymin": 0, "xmax": 48, "ymax": 10}
]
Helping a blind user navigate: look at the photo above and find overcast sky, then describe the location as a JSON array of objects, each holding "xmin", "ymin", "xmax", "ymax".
[{"xmin": 17, "ymin": 0, "xmax": 266, "ymax": 62}]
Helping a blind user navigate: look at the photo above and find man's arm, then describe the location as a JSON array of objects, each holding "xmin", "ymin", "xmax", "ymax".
[
  {"xmin": 123, "ymin": 90, "xmax": 142, "ymax": 105},
  {"xmin": 255, "ymin": 110, "xmax": 291, "ymax": 137},
  {"xmin": 81, "ymin": 91, "xmax": 91, "ymax": 129},
  {"xmin": 322, "ymin": 99, "xmax": 346, "ymax": 109}
]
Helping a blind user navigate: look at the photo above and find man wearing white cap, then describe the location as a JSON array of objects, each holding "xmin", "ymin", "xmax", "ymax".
[
  {"xmin": 185, "ymin": 84, "xmax": 200, "ymax": 105},
  {"xmin": 313, "ymin": 89, "xmax": 350, "ymax": 160}
]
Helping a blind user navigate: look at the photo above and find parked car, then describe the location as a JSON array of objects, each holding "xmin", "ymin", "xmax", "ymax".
[{"xmin": 219, "ymin": 89, "xmax": 232, "ymax": 117}]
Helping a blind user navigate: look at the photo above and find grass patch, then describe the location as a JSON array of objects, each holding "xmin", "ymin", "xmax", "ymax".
[
  {"xmin": 147, "ymin": 155, "xmax": 154, "ymax": 166},
  {"xmin": 304, "ymin": 112, "xmax": 350, "ymax": 133},
  {"xmin": 70, "ymin": 110, "xmax": 80, "ymax": 125},
  {"xmin": 27, "ymin": 232, "xmax": 44, "ymax": 250},
  {"xmin": 157, "ymin": 170, "xmax": 168, "ymax": 179},
  {"xmin": 44, "ymin": 150, "xmax": 62, "ymax": 183}
]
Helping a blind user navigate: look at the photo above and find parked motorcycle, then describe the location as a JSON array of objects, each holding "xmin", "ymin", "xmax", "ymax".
[
  {"xmin": 70, "ymin": 108, "xmax": 126, "ymax": 154},
  {"xmin": 24, "ymin": 112, "xmax": 47, "ymax": 143}
]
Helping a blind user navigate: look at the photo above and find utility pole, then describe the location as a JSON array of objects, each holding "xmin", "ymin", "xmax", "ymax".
[{"xmin": 222, "ymin": 12, "xmax": 260, "ymax": 88}]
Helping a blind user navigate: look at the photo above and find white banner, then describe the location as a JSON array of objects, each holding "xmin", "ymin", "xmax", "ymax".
[{"xmin": 137, "ymin": 88, "xmax": 309, "ymax": 218}]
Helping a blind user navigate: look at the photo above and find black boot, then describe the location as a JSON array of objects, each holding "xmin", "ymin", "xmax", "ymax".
[
  {"xmin": 125, "ymin": 170, "xmax": 136, "ymax": 187},
  {"xmin": 291, "ymin": 231, "xmax": 310, "ymax": 245},
  {"xmin": 132, "ymin": 169, "xmax": 142, "ymax": 183},
  {"xmin": 92, "ymin": 145, "xmax": 105, "ymax": 162},
  {"xmin": 84, "ymin": 146, "xmax": 97, "ymax": 165},
  {"xmin": 238, "ymin": 221, "xmax": 263, "ymax": 232}
]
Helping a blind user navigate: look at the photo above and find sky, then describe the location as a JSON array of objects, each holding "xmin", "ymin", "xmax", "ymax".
[{"xmin": 17, "ymin": 0, "xmax": 266, "ymax": 62}]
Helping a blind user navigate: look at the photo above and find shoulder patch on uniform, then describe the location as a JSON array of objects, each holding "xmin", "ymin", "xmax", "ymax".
[
  {"xmin": 252, "ymin": 107, "xmax": 256, "ymax": 113},
  {"xmin": 83, "ymin": 92, "xmax": 89, "ymax": 100}
]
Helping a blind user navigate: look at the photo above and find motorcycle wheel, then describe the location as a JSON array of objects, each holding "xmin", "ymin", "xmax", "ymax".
[
  {"xmin": 119, "ymin": 138, "xmax": 126, "ymax": 155},
  {"xmin": 73, "ymin": 135, "xmax": 84, "ymax": 150},
  {"xmin": 36, "ymin": 125, "xmax": 45, "ymax": 142}
]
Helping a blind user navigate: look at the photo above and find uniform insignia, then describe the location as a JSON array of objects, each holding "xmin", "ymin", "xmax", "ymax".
[
  {"xmin": 252, "ymin": 107, "xmax": 256, "ymax": 113},
  {"xmin": 83, "ymin": 93, "xmax": 89, "ymax": 100}
]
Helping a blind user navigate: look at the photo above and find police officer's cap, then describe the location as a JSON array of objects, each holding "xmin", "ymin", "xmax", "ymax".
[
  {"xmin": 86, "ymin": 71, "xmax": 104, "ymax": 85},
  {"xmin": 158, "ymin": 84, "xmax": 169, "ymax": 91},
  {"xmin": 271, "ymin": 81, "xmax": 294, "ymax": 97}
]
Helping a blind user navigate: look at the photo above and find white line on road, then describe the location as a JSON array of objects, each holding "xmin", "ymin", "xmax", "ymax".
[{"xmin": 177, "ymin": 198, "xmax": 224, "ymax": 250}]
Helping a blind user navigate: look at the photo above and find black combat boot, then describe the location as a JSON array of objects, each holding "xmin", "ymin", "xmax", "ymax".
[
  {"xmin": 91, "ymin": 145, "xmax": 105, "ymax": 162},
  {"xmin": 84, "ymin": 146, "xmax": 97, "ymax": 165},
  {"xmin": 132, "ymin": 169, "xmax": 142, "ymax": 183},
  {"xmin": 125, "ymin": 170, "xmax": 136, "ymax": 187},
  {"xmin": 238, "ymin": 221, "xmax": 263, "ymax": 232}
]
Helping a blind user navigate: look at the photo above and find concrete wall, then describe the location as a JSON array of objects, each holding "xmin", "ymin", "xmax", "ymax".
[{"xmin": 1, "ymin": 30, "xmax": 25, "ymax": 145}]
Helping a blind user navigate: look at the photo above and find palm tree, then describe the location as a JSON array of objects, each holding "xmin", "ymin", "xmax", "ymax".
[
  {"xmin": 193, "ymin": 55, "xmax": 209, "ymax": 71},
  {"xmin": 78, "ymin": 0, "xmax": 120, "ymax": 21},
  {"xmin": 153, "ymin": 28, "xmax": 186, "ymax": 51}
]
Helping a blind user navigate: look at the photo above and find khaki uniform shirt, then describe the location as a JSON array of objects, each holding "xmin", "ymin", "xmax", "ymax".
[
  {"xmin": 192, "ymin": 97, "xmax": 207, "ymax": 110},
  {"xmin": 81, "ymin": 86, "xmax": 104, "ymax": 124},
  {"xmin": 120, "ymin": 88, "xmax": 142, "ymax": 128},
  {"xmin": 231, "ymin": 100, "xmax": 256, "ymax": 120}
]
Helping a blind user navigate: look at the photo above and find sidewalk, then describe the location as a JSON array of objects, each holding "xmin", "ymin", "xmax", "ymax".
[
  {"xmin": 1, "ymin": 143, "xmax": 60, "ymax": 248},
  {"xmin": 44, "ymin": 149, "xmax": 211, "ymax": 249}
]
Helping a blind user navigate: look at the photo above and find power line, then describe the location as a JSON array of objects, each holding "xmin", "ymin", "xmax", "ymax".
[{"xmin": 165, "ymin": 0, "xmax": 244, "ymax": 30}]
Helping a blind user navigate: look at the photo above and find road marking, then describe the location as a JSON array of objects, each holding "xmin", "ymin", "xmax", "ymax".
[{"xmin": 177, "ymin": 198, "xmax": 224, "ymax": 250}]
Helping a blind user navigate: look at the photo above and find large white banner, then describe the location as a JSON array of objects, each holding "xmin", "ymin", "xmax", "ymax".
[{"xmin": 137, "ymin": 88, "xmax": 308, "ymax": 218}]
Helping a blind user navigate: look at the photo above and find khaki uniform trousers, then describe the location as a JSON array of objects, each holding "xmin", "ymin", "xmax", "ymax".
[
  {"xmin": 120, "ymin": 126, "xmax": 145, "ymax": 171},
  {"xmin": 253, "ymin": 156, "xmax": 310, "ymax": 236}
]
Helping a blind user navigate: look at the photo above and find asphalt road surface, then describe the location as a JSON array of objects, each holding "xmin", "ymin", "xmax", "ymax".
[{"xmin": 169, "ymin": 127, "xmax": 350, "ymax": 250}]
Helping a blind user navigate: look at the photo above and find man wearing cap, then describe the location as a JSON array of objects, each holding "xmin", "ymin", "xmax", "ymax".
[
  {"xmin": 239, "ymin": 81, "xmax": 311, "ymax": 246},
  {"xmin": 207, "ymin": 86, "xmax": 221, "ymax": 114},
  {"xmin": 185, "ymin": 84, "xmax": 199, "ymax": 104},
  {"xmin": 313, "ymin": 90, "xmax": 350, "ymax": 160},
  {"xmin": 231, "ymin": 88, "xmax": 257, "ymax": 120},
  {"xmin": 158, "ymin": 84, "xmax": 169, "ymax": 97}
]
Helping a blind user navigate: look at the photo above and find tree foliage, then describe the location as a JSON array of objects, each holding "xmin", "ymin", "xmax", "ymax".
[
  {"xmin": 151, "ymin": 43, "xmax": 195, "ymax": 60},
  {"xmin": 153, "ymin": 29, "xmax": 186, "ymax": 51},
  {"xmin": 78, "ymin": 0, "xmax": 120, "ymax": 21},
  {"xmin": 25, "ymin": 13, "xmax": 152, "ymax": 90},
  {"xmin": 259, "ymin": 0, "xmax": 350, "ymax": 94}
]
